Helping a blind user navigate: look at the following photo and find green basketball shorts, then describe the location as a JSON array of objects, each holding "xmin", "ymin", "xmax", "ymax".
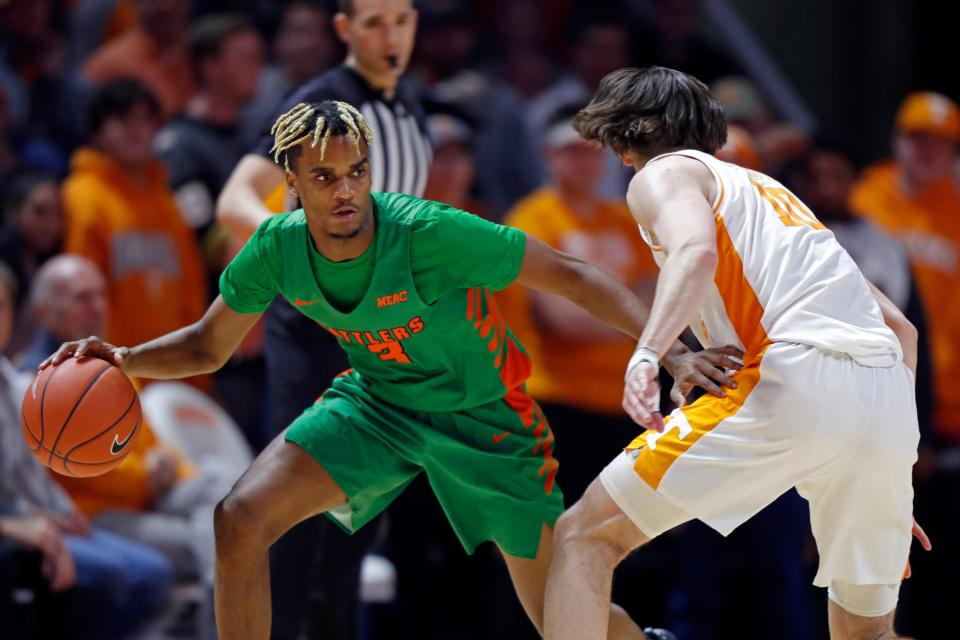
[{"xmin": 284, "ymin": 371, "xmax": 564, "ymax": 559}]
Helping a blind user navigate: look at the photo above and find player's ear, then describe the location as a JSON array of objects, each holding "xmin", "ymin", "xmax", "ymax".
[
  {"xmin": 333, "ymin": 12, "xmax": 351, "ymax": 45},
  {"xmin": 285, "ymin": 169, "xmax": 299, "ymax": 199}
]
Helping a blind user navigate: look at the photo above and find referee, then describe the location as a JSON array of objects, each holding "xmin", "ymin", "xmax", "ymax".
[{"xmin": 216, "ymin": 1, "xmax": 429, "ymax": 638}]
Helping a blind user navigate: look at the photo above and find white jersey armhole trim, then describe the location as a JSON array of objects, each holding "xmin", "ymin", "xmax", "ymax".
[{"xmin": 646, "ymin": 150, "xmax": 726, "ymax": 217}]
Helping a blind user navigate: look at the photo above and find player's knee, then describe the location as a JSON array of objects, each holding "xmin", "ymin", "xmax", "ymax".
[
  {"xmin": 828, "ymin": 580, "xmax": 900, "ymax": 620},
  {"xmin": 555, "ymin": 502, "xmax": 632, "ymax": 565},
  {"xmin": 214, "ymin": 490, "xmax": 267, "ymax": 551}
]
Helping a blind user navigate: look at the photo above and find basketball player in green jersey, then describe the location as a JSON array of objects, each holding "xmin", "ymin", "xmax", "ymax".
[{"xmin": 43, "ymin": 100, "xmax": 742, "ymax": 639}]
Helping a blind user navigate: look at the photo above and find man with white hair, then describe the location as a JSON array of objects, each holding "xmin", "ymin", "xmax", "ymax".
[{"xmin": 21, "ymin": 255, "xmax": 108, "ymax": 371}]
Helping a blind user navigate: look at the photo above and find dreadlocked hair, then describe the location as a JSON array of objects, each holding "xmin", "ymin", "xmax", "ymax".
[{"xmin": 269, "ymin": 100, "xmax": 374, "ymax": 170}]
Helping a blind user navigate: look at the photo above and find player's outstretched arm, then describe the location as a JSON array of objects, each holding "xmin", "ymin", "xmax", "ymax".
[
  {"xmin": 513, "ymin": 232, "xmax": 741, "ymax": 400},
  {"xmin": 216, "ymin": 154, "xmax": 285, "ymax": 237},
  {"xmin": 40, "ymin": 296, "xmax": 262, "ymax": 379}
]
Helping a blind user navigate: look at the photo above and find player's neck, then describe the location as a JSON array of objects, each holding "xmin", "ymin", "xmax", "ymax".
[
  {"xmin": 306, "ymin": 205, "xmax": 377, "ymax": 262},
  {"xmin": 345, "ymin": 56, "xmax": 399, "ymax": 101}
]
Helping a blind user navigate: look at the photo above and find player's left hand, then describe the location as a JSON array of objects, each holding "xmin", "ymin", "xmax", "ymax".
[
  {"xmin": 623, "ymin": 361, "xmax": 664, "ymax": 432},
  {"xmin": 904, "ymin": 518, "xmax": 932, "ymax": 579}
]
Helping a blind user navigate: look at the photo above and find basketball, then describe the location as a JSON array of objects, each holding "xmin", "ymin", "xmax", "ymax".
[{"xmin": 21, "ymin": 357, "xmax": 142, "ymax": 478}]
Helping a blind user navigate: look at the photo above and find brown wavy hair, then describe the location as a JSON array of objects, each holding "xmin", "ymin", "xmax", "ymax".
[{"xmin": 573, "ymin": 67, "xmax": 727, "ymax": 156}]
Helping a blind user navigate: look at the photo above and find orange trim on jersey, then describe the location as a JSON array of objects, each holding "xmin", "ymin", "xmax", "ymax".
[
  {"xmin": 504, "ymin": 387, "xmax": 558, "ymax": 494},
  {"xmin": 628, "ymin": 344, "xmax": 768, "ymax": 489},
  {"xmin": 714, "ymin": 217, "xmax": 769, "ymax": 355},
  {"xmin": 624, "ymin": 214, "xmax": 772, "ymax": 489}
]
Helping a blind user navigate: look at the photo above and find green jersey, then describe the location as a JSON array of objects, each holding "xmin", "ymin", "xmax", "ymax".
[{"xmin": 220, "ymin": 192, "xmax": 532, "ymax": 412}]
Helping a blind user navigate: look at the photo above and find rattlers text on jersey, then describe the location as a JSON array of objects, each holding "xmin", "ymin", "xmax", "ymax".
[{"xmin": 601, "ymin": 150, "xmax": 919, "ymax": 590}]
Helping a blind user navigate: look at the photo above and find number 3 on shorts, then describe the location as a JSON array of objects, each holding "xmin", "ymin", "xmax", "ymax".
[{"xmin": 368, "ymin": 340, "xmax": 412, "ymax": 364}]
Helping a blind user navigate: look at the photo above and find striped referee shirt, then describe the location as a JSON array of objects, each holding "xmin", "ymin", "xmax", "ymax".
[{"xmin": 254, "ymin": 65, "xmax": 432, "ymax": 197}]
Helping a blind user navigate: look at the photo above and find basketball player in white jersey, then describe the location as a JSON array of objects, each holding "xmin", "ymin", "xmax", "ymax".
[{"xmin": 542, "ymin": 67, "xmax": 930, "ymax": 640}]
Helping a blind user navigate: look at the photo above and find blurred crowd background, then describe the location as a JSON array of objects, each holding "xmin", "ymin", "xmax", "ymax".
[{"xmin": 1, "ymin": 0, "xmax": 957, "ymax": 638}]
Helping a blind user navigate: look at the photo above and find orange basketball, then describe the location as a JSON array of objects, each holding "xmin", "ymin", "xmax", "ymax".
[{"xmin": 21, "ymin": 357, "xmax": 142, "ymax": 478}]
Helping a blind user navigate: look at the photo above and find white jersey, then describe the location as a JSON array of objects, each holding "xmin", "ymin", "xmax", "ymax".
[{"xmin": 640, "ymin": 149, "xmax": 901, "ymax": 366}]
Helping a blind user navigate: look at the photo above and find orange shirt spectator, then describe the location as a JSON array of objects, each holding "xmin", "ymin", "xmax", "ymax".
[
  {"xmin": 500, "ymin": 187, "xmax": 657, "ymax": 414},
  {"xmin": 81, "ymin": 0, "xmax": 194, "ymax": 117},
  {"xmin": 850, "ymin": 91, "xmax": 960, "ymax": 441},
  {"xmin": 62, "ymin": 80, "xmax": 206, "ymax": 349}
]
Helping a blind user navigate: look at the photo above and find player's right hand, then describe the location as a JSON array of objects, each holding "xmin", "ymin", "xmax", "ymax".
[
  {"xmin": 624, "ymin": 361, "xmax": 664, "ymax": 432},
  {"xmin": 40, "ymin": 336, "xmax": 130, "ymax": 370}
]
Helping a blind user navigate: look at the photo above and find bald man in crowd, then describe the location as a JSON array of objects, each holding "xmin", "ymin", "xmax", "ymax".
[{"xmin": 20, "ymin": 255, "xmax": 108, "ymax": 371}]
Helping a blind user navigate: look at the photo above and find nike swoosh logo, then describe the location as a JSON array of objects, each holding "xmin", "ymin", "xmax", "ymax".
[
  {"xmin": 492, "ymin": 431, "xmax": 510, "ymax": 443},
  {"xmin": 294, "ymin": 298, "xmax": 320, "ymax": 307},
  {"xmin": 111, "ymin": 429, "xmax": 136, "ymax": 455}
]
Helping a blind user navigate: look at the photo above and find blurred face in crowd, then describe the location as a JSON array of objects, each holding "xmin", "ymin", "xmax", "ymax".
[
  {"xmin": 895, "ymin": 131, "xmax": 956, "ymax": 189},
  {"xmin": 335, "ymin": 0, "xmax": 417, "ymax": 85},
  {"xmin": 425, "ymin": 142, "xmax": 474, "ymax": 204},
  {"xmin": 573, "ymin": 25, "xmax": 629, "ymax": 90},
  {"xmin": 13, "ymin": 179, "xmax": 62, "ymax": 256},
  {"xmin": 794, "ymin": 150, "xmax": 857, "ymax": 221},
  {"xmin": 137, "ymin": 0, "xmax": 191, "ymax": 46},
  {"xmin": 287, "ymin": 135, "xmax": 373, "ymax": 240},
  {"xmin": 204, "ymin": 28, "xmax": 264, "ymax": 103},
  {"xmin": 276, "ymin": 3, "xmax": 339, "ymax": 84},
  {"xmin": 93, "ymin": 102, "xmax": 161, "ymax": 168},
  {"xmin": 36, "ymin": 259, "xmax": 108, "ymax": 341},
  {"xmin": 547, "ymin": 139, "xmax": 606, "ymax": 197},
  {"xmin": 0, "ymin": 279, "xmax": 13, "ymax": 352}
]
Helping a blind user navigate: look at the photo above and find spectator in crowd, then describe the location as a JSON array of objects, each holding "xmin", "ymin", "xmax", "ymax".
[
  {"xmin": 25, "ymin": 255, "xmax": 234, "ymax": 597},
  {"xmin": 62, "ymin": 78, "xmax": 206, "ymax": 353},
  {"xmin": 498, "ymin": 107, "xmax": 659, "ymax": 501},
  {"xmin": 68, "ymin": 0, "xmax": 138, "ymax": 67},
  {"xmin": 422, "ymin": 112, "xmax": 486, "ymax": 217},
  {"xmin": 0, "ymin": 170, "xmax": 63, "ymax": 357},
  {"xmin": 154, "ymin": 13, "xmax": 265, "ymax": 240},
  {"xmin": 243, "ymin": 0, "xmax": 341, "ymax": 144},
  {"xmin": 525, "ymin": 19, "xmax": 633, "ymax": 200},
  {"xmin": 413, "ymin": 7, "xmax": 541, "ymax": 218},
  {"xmin": 0, "ymin": 507, "xmax": 75, "ymax": 638},
  {"xmin": 850, "ymin": 91, "xmax": 960, "ymax": 444},
  {"xmin": 0, "ymin": 261, "xmax": 174, "ymax": 640},
  {"xmin": 0, "ymin": 0, "xmax": 87, "ymax": 171},
  {"xmin": 82, "ymin": 0, "xmax": 196, "ymax": 117},
  {"xmin": 216, "ymin": 1, "xmax": 432, "ymax": 637}
]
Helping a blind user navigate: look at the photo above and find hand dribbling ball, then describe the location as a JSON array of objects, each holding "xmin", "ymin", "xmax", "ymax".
[{"xmin": 22, "ymin": 357, "xmax": 141, "ymax": 477}]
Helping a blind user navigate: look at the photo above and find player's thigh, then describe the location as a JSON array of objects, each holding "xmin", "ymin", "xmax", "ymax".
[
  {"xmin": 796, "ymin": 363, "xmax": 918, "ymax": 589},
  {"xmin": 218, "ymin": 432, "xmax": 349, "ymax": 545}
]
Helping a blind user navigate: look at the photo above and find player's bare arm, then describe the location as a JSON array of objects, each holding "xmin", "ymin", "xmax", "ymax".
[
  {"xmin": 514, "ymin": 232, "xmax": 742, "ymax": 398},
  {"xmin": 621, "ymin": 155, "xmax": 720, "ymax": 427},
  {"xmin": 40, "ymin": 296, "xmax": 261, "ymax": 379},
  {"xmin": 868, "ymin": 281, "xmax": 918, "ymax": 375},
  {"xmin": 216, "ymin": 153, "xmax": 285, "ymax": 237}
]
